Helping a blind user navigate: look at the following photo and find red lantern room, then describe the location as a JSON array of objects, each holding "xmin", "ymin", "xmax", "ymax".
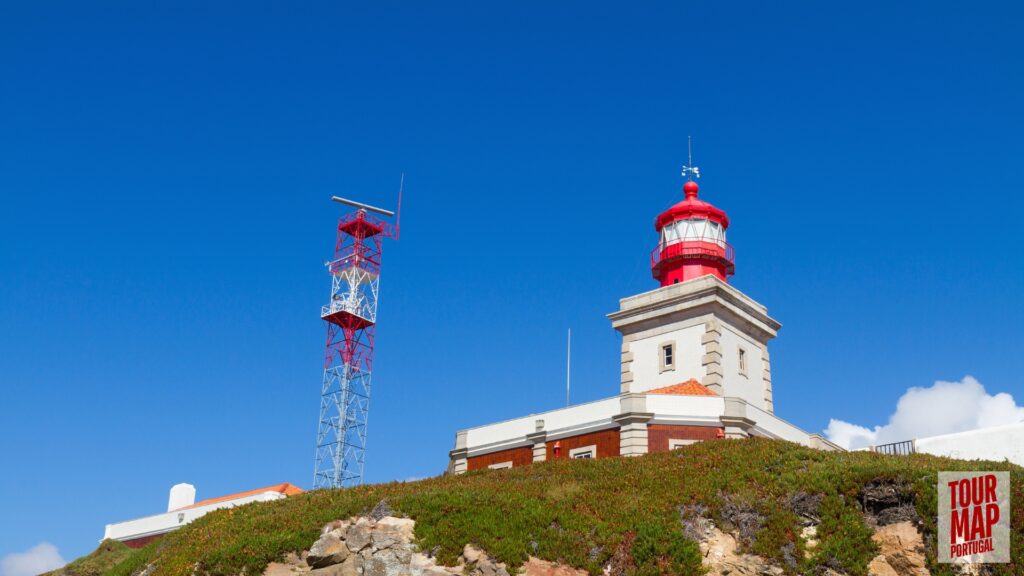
[{"xmin": 651, "ymin": 178, "xmax": 735, "ymax": 286}]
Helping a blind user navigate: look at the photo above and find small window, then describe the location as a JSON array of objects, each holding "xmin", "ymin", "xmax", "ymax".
[
  {"xmin": 659, "ymin": 341, "xmax": 676, "ymax": 373},
  {"xmin": 669, "ymin": 439, "xmax": 699, "ymax": 450},
  {"xmin": 738, "ymin": 347, "xmax": 747, "ymax": 375},
  {"xmin": 488, "ymin": 461, "xmax": 513, "ymax": 470},
  {"xmin": 569, "ymin": 445, "xmax": 597, "ymax": 459}
]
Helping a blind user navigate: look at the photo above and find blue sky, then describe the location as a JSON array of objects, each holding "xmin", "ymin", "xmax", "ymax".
[{"xmin": 1, "ymin": 0, "xmax": 1023, "ymax": 565}]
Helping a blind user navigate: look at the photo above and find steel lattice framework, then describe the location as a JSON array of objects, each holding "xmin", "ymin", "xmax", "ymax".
[{"xmin": 314, "ymin": 208, "xmax": 397, "ymax": 489}]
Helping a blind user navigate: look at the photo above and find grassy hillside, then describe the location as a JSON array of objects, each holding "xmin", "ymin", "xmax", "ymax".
[
  {"xmin": 44, "ymin": 540, "xmax": 135, "ymax": 576},
  {"xmin": 68, "ymin": 440, "xmax": 1022, "ymax": 576}
]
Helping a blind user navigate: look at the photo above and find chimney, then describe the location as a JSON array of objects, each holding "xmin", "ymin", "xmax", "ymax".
[{"xmin": 167, "ymin": 483, "xmax": 196, "ymax": 511}]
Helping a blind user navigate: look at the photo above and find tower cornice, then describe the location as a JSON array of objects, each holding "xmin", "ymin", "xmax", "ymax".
[{"xmin": 608, "ymin": 275, "xmax": 781, "ymax": 342}]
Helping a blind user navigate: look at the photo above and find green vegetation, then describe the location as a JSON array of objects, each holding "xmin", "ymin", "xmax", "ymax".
[
  {"xmin": 44, "ymin": 540, "xmax": 135, "ymax": 576},
  {"xmin": 70, "ymin": 439, "xmax": 1021, "ymax": 576}
]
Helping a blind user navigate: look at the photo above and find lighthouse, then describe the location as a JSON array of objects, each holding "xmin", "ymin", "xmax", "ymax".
[
  {"xmin": 447, "ymin": 153, "xmax": 840, "ymax": 474},
  {"xmin": 651, "ymin": 179, "xmax": 735, "ymax": 286},
  {"xmin": 613, "ymin": 161, "xmax": 776, "ymax": 409}
]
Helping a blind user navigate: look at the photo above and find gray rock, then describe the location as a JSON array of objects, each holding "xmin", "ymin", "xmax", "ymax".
[
  {"xmin": 462, "ymin": 545, "xmax": 485, "ymax": 565},
  {"xmin": 364, "ymin": 550, "xmax": 404, "ymax": 576},
  {"xmin": 369, "ymin": 499, "xmax": 393, "ymax": 521},
  {"xmin": 339, "ymin": 555, "xmax": 363, "ymax": 576},
  {"xmin": 323, "ymin": 520, "xmax": 353, "ymax": 535},
  {"xmin": 309, "ymin": 566, "xmax": 346, "ymax": 576},
  {"xmin": 392, "ymin": 546, "xmax": 413, "ymax": 565},
  {"xmin": 371, "ymin": 530, "xmax": 398, "ymax": 551},
  {"xmin": 347, "ymin": 525, "xmax": 373, "ymax": 552},
  {"xmin": 376, "ymin": 517, "xmax": 416, "ymax": 541},
  {"xmin": 309, "ymin": 534, "xmax": 351, "ymax": 568}
]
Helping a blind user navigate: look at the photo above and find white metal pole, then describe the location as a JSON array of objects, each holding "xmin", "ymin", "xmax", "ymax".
[{"xmin": 566, "ymin": 328, "xmax": 571, "ymax": 406}]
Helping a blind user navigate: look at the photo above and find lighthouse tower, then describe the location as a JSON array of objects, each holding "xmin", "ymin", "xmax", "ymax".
[{"xmin": 609, "ymin": 162, "xmax": 779, "ymax": 413}]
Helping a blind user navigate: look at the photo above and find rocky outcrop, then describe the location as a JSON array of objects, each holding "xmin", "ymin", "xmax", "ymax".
[
  {"xmin": 265, "ymin": 510, "xmax": 943, "ymax": 576},
  {"xmin": 698, "ymin": 526, "xmax": 784, "ymax": 576},
  {"xmin": 264, "ymin": 515, "xmax": 571, "ymax": 576},
  {"xmin": 681, "ymin": 507, "xmax": 784, "ymax": 576},
  {"xmin": 867, "ymin": 521, "xmax": 929, "ymax": 576}
]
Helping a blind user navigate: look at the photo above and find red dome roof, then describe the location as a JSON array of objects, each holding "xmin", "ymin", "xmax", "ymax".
[{"xmin": 654, "ymin": 181, "xmax": 729, "ymax": 231}]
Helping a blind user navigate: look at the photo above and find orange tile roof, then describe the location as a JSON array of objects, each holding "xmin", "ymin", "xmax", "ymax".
[
  {"xmin": 180, "ymin": 482, "xmax": 304, "ymax": 510},
  {"xmin": 647, "ymin": 379, "xmax": 717, "ymax": 396}
]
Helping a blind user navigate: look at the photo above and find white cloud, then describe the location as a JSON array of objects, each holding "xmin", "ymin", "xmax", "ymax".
[
  {"xmin": 825, "ymin": 376, "xmax": 1024, "ymax": 450},
  {"xmin": 0, "ymin": 543, "xmax": 65, "ymax": 576}
]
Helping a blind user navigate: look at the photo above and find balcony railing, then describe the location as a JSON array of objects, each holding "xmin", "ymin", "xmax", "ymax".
[
  {"xmin": 872, "ymin": 440, "xmax": 916, "ymax": 456},
  {"xmin": 651, "ymin": 239, "xmax": 735, "ymax": 269}
]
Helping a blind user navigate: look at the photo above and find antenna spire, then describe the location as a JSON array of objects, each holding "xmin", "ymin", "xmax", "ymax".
[{"xmin": 681, "ymin": 135, "xmax": 701, "ymax": 181}]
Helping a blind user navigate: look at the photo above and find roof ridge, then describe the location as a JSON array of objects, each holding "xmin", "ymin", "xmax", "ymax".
[
  {"xmin": 646, "ymin": 379, "xmax": 717, "ymax": 396},
  {"xmin": 181, "ymin": 482, "xmax": 304, "ymax": 510}
]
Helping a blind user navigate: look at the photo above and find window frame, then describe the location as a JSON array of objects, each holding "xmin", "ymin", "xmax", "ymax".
[
  {"xmin": 659, "ymin": 341, "xmax": 676, "ymax": 373},
  {"xmin": 569, "ymin": 445, "xmax": 597, "ymax": 459},
  {"xmin": 669, "ymin": 438, "xmax": 700, "ymax": 450}
]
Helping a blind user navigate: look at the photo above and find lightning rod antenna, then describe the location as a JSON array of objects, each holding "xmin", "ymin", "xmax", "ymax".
[
  {"xmin": 682, "ymin": 135, "xmax": 701, "ymax": 181},
  {"xmin": 566, "ymin": 328, "xmax": 571, "ymax": 407},
  {"xmin": 396, "ymin": 173, "xmax": 404, "ymax": 240}
]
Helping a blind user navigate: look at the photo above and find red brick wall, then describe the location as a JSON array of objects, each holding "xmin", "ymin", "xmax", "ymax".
[
  {"xmin": 647, "ymin": 424, "xmax": 722, "ymax": 453},
  {"xmin": 547, "ymin": 428, "xmax": 620, "ymax": 460},
  {"xmin": 122, "ymin": 532, "xmax": 167, "ymax": 549},
  {"xmin": 467, "ymin": 445, "xmax": 534, "ymax": 470}
]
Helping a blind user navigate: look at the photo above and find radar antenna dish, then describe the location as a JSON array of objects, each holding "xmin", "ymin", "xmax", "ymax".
[{"xmin": 330, "ymin": 196, "xmax": 396, "ymax": 217}]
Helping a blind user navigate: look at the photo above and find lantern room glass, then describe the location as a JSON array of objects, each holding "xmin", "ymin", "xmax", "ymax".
[{"xmin": 660, "ymin": 218, "xmax": 726, "ymax": 248}]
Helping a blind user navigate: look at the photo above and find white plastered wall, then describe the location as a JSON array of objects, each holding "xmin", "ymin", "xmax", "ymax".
[
  {"xmin": 626, "ymin": 323, "xmax": 705, "ymax": 392},
  {"xmin": 718, "ymin": 324, "xmax": 767, "ymax": 410},
  {"xmin": 104, "ymin": 491, "xmax": 288, "ymax": 543},
  {"xmin": 915, "ymin": 422, "xmax": 1024, "ymax": 466}
]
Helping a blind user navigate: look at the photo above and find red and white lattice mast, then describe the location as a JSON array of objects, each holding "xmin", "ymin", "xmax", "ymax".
[{"xmin": 314, "ymin": 190, "xmax": 400, "ymax": 489}]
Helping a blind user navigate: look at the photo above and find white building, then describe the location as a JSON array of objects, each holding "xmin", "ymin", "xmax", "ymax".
[
  {"xmin": 448, "ymin": 176, "xmax": 840, "ymax": 473},
  {"xmin": 870, "ymin": 422, "xmax": 1024, "ymax": 466},
  {"xmin": 103, "ymin": 482, "xmax": 303, "ymax": 547}
]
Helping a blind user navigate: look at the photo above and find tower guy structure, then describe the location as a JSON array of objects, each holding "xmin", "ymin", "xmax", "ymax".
[{"xmin": 314, "ymin": 194, "xmax": 399, "ymax": 489}]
